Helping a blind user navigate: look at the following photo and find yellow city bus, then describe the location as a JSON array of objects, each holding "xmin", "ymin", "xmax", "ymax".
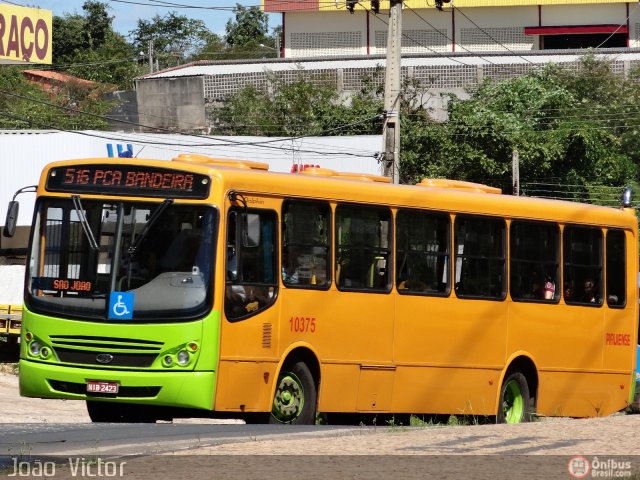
[{"xmin": 11, "ymin": 154, "xmax": 638, "ymax": 423}]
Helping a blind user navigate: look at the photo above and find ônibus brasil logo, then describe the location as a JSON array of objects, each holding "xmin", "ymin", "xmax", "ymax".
[{"xmin": 568, "ymin": 456, "xmax": 591, "ymax": 478}]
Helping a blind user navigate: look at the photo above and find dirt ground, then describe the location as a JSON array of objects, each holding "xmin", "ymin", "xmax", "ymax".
[
  {"xmin": 1, "ymin": 369, "xmax": 640, "ymax": 456},
  {"xmin": 4, "ymin": 368, "xmax": 640, "ymax": 479}
]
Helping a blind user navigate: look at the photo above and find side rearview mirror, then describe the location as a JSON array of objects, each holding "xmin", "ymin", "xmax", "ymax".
[{"xmin": 3, "ymin": 200, "xmax": 19, "ymax": 238}]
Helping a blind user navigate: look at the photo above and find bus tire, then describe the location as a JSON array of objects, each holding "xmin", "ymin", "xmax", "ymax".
[
  {"xmin": 497, "ymin": 371, "xmax": 532, "ymax": 424},
  {"xmin": 86, "ymin": 401, "xmax": 158, "ymax": 423},
  {"xmin": 269, "ymin": 360, "xmax": 317, "ymax": 425}
]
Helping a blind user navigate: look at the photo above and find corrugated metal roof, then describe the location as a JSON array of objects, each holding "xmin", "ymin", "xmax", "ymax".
[{"xmin": 139, "ymin": 50, "xmax": 640, "ymax": 79}]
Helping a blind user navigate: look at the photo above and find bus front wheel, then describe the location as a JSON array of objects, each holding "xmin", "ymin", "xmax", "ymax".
[
  {"xmin": 497, "ymin": 372, "xmax": 532, "ymax": 424},
  {"xmin": 269, "ymin": 361, "xmax": 317, "ymax": 425}
]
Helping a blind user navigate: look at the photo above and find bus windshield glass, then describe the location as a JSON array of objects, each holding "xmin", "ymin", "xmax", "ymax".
[{"xmin": 26, "ymin": 198, "xmax": 216, "ymax": 322}]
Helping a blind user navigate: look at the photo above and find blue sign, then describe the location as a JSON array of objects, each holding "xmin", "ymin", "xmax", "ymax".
[
  {"xmin": 109, "ymin": 291, "xmax": 134, "ymax": 320},
  {"xmin": 106, "ymin": 143, "xmax": 134, "ymax": 158}
]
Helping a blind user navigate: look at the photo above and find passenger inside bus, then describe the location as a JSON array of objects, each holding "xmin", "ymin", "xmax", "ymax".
[
  {"xmin": 563, "ymin": 281, "xmax": 573, "ymax": 301},
  {"xmin": 282, "ymin": 246, "xmax": 301, "ymax": 284},
  {"xmin": 582, "ymin": 278, "xmax": 599, "ymax": 303}
]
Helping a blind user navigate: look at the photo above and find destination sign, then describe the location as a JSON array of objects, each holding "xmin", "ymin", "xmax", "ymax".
[
  {"xmin": 46, "ymin": 164, "xmax": 210, "ymax": 199},
  {"xmin": 32, "ymin": 277, "xmax": 93, "ymax": 293}
]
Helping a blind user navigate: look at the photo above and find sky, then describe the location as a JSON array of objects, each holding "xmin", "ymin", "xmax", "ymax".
[{"xmin": 20, "ymin": 0, "xmax": 277, "ymax": 38}]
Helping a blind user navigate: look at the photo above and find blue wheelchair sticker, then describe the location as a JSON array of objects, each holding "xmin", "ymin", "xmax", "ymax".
[{"xmin": 109, "ymin": 292, "xmax": 134, "ymax": 320}]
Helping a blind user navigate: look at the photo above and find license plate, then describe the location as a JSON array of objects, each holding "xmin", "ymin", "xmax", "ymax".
[{"xmin": 86, "ymin": 381, "xmax": 119, "ymax": 394}]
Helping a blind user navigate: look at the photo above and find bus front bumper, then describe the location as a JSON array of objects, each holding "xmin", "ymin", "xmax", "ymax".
[{"xmin": 19, "ymin": 359, "xmax": 215, "ymax": 410}]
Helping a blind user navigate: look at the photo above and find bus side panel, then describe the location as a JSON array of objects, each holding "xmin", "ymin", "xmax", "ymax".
[
  {"xmin": 280, "ymin": 289, "xmax": 395, "ymax": 411},
  {"xmin": 507, "ymin": 303, "xmax": 604, "ymax": 371},
  {"xmin": 393, "ymin": 296, "xmax": 506, "ymax": 415},
  {"xmin": 393, "ymin": 366, "xmax": 498, "ymax": 416},
  {"xmin": 603, "ymin": 306, "xmax": 636, "ymax": 373},
  {"xmin": 216, "ymin": 310, "xmax": 280, "ymax": 412},
  {"xmin": 317, "ymin": 363, "xmax": 359, "ymax": 412},
  {"xmin": 214, "ymin": 360, "xmax": 277, "ymax": 412},
  {"xmin": 536, "ymin": 370, "xmax": 629, "ymax": 417}
]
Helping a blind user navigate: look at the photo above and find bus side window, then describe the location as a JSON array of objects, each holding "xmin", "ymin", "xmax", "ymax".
[
  {"xmin": 225, "ymin": 207, "xmax": 278, "ymax": 321},
  {"xmin": 454, "ymin": 215, "xmax": 506, "ymax": 300},
  {"xmin": 335, "ymin": 204, "xmax": 392, "ymax": 293},
  {"xmin": 281, "ymin": 200, "xmax": 331, "ymax": 288},
  {"xmin": 510, "ymin": 220, "xmax": 559, "ymax": 303},
  {"xmin": 606, "ymin": 229, "xmax": 626, "ymax": 307},
  {"xmin": 564, "ymin": 226, "xmax": 603, "ymax": 306},
  {"xmin": 396, "ymin": 209, "xmax": 450, "ymax": 296}
]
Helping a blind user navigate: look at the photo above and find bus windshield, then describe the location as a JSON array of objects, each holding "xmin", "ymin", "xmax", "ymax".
[{"xmin": 26, "ymin": 198, "xmax": 217, "ymax": 322}]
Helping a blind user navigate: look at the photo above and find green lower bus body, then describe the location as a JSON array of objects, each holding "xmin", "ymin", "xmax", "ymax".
[
  {"xmin": 18, "ymin": 307, "xmax": 221, "ymax": 411},
  {"xmin": 19, "ymin": 361, "xmax": 216, "ymax": 409}
]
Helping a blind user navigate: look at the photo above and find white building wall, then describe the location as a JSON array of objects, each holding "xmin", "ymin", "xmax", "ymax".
[
  {"xmin": 0, "ymin": 265, "xmax": 25, "ymax": 305},
  {"xmin": 374, "ymin": 9, "xmax": 452, "ymax": 54},
  {"xmin": 541, "ymin": 4, "xmax": 627, "ymax": 26},
  {"xmin": 286, "ymin": 11, "xmax": 368, "ymax": 57},
  {"xmin": 454, "ymin": 6, "xmax": 538, "ymax": 52}
]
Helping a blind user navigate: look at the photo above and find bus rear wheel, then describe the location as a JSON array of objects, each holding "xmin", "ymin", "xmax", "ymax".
[
  {"xmin": 269, "ymin": 361, "xmax": 317, "ymax": 425},
  {"xmin": 497, "ymin": 372, "xmax": 532, "ymax": 424}
]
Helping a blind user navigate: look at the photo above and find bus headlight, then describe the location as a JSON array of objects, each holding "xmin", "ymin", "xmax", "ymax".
[
  {"xmin": 29, "ymin": 341, "xmax": 41, "ymax": 356},
  {"xmin": 177, "ymin": 350, "xmax": 190, "ymax": 366},
  {"xmin": 163, "ymin": 355, "xmax": 173, "ymax": 366},
  {"xmin": 40, "ymin": 347, "xmax": 50, "ymax": 359}
]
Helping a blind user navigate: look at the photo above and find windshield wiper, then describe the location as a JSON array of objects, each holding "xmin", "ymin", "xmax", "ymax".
[
  {"xmin": 71, "ymin": 195, "xmax": 99, "ymax": 252},
  {"xmin": 128, "ymin": 199, "xmax": 174, "ymax": 256}
]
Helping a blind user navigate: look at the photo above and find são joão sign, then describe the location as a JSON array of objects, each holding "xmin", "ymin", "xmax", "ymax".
[{"xmin": 0, "ymin": 5, "xmax": 52, "ymax": 64}]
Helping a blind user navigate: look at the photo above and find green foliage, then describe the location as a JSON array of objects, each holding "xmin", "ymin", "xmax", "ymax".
[
  {"xmin": 131, "ymin": 12, "xmax": 218, "ymax": 70},
  {"xmin": 225, "ymin": 4, "xmax": 270, "ymax": 48},
  {"xmin": 53, "ymin": 1, "xmax": 142, "ymax": 89},
  {"xmin": 402, "ymin": 55, "xmax": 640, "ymax": 203},
  {"xmin": 211, "ymin": 69, "xmax": 382, "ymax": 136},
  {"xmin": 0, "ymin": 67, "xmax": 112, "ymax": 130},
  {"xmin": 192, "ymin": 6, "xmax": 279, "ymax": 61}
]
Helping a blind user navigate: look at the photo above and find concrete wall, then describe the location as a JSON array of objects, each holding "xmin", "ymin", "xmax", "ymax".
[
  {"xmin": 135, "ymin": 77, "xmax": 206, "ymax": 132},
  {"xmin": 104, "ymin": 90, "xmax": 139, "ymax": 131}
]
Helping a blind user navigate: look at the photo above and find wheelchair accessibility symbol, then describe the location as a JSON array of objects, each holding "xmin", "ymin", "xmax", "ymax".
[{"xmin": 109, "ymin": 292, "xmax": 134, "ymax": 319}]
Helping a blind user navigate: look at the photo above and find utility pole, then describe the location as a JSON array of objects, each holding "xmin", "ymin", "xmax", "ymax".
[
  {"xmin": 382, "ymin": 0, "xmax": 403, "ymax": 184},
  {"xmin": 148, "ymin": 40, "xmax": 154, "ymax": 75}
]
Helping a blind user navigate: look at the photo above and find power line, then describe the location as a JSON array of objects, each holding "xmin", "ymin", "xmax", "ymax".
[
  {"xmin": 0, "ymin": 87, "xmax": 381, "ymax": 150},
  {"xmin": 0, "ymin": 109, "xmax": 380, "ymax": 158}
]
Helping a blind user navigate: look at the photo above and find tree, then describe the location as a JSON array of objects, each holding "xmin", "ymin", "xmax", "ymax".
[
  {"xmin": 225, "ymin": 4, "xmax": 270, "ymax": 48},
  {"xmin": 211, "ymin": 69, "xmax": 381, "ymax": 136},
  {"xmin": 131, "ymin": 12, "xmax": 218, "ymax": 69},
  {"xmin": 401, "ymin": 56, "xmax": 639, "ymax": 203},
  {"xmin": 52, "ymin": 1, "xmax": 142, "ymax": 90}
]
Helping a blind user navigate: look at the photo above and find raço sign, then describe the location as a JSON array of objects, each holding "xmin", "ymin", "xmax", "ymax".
[{"xmin": 0, "ymin": 5, "xmax": 52, "ymax": 64}]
